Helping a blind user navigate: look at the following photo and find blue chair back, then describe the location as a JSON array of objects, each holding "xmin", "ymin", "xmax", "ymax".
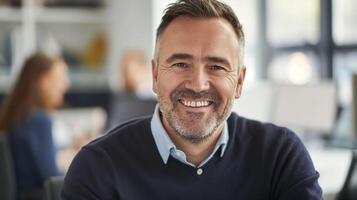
[{"xmin": 0, "ymin": 133, "xmax": 16, "ymax": 200}]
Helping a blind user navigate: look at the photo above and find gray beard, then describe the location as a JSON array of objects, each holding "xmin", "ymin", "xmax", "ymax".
[
  {"xmin": 164, "ymin": 109, "xmax": 221, "ymax": 144},
  {"xmin": 157, "ymin": 86, "xmax": 233, "ymax": 144},
  {"xmin": 159, "ymin": 98, "xmax": 231, "ymax": 144}
]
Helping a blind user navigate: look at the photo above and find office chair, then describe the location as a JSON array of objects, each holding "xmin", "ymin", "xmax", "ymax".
[
  {"xmin": 44, "ymin": 176, "xmax": 64, "ymax": 200},
  {"xmin": 337, "ymin": 150, "xmax": 357, "ymax": 200},
  {"xmin": 0, "ymin": 133, "xmax": 16, "ymax": 200}
]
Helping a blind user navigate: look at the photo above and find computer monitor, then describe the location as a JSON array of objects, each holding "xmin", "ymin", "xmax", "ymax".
[
  {"xmin": 272, "ymin": 82, "xmax": 337, "ymax": 134},
  {"xmin": 107, "ymin": 93, "xmax": 157, "ymax": 130}
]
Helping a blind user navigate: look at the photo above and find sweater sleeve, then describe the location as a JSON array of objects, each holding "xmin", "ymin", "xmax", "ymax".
[
  {"xmin": 26, "ymin": 112, "xmax": 61, "ymax": 181},
  {"xmin": 272, "ymin": 129, "xmax": 323, "ymax": 200},
  {"xmin": 61, "ymin": 146, "xmax": 119, "ymax": 200}
]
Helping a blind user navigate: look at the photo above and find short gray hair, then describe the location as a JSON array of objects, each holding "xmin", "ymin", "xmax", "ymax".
[{"xmin": 155, "ymin": 0, "xmax": 245, "ymax": 69}]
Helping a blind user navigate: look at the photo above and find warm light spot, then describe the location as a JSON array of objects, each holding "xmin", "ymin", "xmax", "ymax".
[{"xmin": 287, "ymin": 52, "xmax": 313, "ymax": 85}]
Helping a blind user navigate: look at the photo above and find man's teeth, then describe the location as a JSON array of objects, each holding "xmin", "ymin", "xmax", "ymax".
[{"xmin": 182, "ymin": 100, "xmax": 210, "ymax": 107}]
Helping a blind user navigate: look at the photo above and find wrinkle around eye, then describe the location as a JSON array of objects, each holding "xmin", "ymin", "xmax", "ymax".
[
  {"xmin": 158, "ymin": 64, "xmax": 175, "ymax": 75},
  {"xmin": 225, "ymin": 72, "xmax": 239, "ymax": 85},
  {"xmin": 158, "ymin": 64, "xmax": 171, "ymax": 70}
]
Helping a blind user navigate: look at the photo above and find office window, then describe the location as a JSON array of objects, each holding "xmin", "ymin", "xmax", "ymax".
[
  {"xmin": 333, "ymin": 0, "xmax": 357, "ymax": 45},
  {"xmin": 265, "ymin": 0, "xmax": 321, "ymax": 84},
  {"xmin": 267, "ymin": 0, "xmax": 320, "ymax": 46},
  {"xmin": 268, "ymin": 51, "xmax": 319, "ymax": 84},
  {"xmin": 332, "ymin": 0, "xmax": 357, "ymax": 106},
  {"xmin": 334, "ymin": 52, "xmax": 357, "ymax": 106}
]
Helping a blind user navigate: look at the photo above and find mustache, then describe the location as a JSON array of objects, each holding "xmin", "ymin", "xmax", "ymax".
[{"xmin": 170, "ymin": 88, "xmax": 219, "ymax": 102}]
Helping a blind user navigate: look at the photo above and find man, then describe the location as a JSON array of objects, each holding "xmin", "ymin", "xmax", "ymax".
[{"xmin": 61, "ymin": 0, "xmax": 323, "ymax": 199}]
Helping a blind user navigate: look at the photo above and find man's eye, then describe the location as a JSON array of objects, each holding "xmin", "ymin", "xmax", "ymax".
[
  {"xmin": 209, "ymin": 65, "xmax": 225, "ymax": 71},
  {"xmin": 172, "ymin": 63, "xmax": 188, "ymax": 68}
]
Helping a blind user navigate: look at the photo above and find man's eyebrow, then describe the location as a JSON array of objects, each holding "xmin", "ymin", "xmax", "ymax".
[
  {"xmin": 165, "ymin": 53, "xmax": 193, "ymax": 63},
  {"xmin": 204, "ymin": 56, "xmax": 230, "ymax": 67}
]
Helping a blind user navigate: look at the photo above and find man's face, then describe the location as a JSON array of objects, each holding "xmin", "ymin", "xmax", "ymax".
[{"xmin": 152, "ymin": 17, "xmax": 246, "ymax": 143}]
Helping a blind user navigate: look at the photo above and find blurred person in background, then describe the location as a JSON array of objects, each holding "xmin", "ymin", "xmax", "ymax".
[
  {"xmin": 107, "ymin": 50, "xmax": 156, "ymax": 129},
  {"xmin": 120, "ymin": 50, "xmax": 150, "ymax": 96},
  {"xmin": 0, "ymin": 52, "xmax": 70, "ymax": 200}
]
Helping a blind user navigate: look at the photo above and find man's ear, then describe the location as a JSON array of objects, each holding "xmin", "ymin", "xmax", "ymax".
[
  {"xmin": 152, "ymin": 59, "xmax": 158, "ymax": 94},
  {"xmin": 235, "ymin": 66, "xmax": 246, "ymax": 99}
]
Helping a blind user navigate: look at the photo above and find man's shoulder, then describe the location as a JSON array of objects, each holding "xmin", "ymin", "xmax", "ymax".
[
  {"xmin": 227, "ymin": 114, "xmax": 321, "ymax": 199},
  {"xmin": 85, "ymin": 116, "xmax": 153, "ymax": 152},
  {"xmin": 228, "ymin": 112, "xmax": 311, "ymax": 173},
  {"xmin": 68, "ymin": 116, "xmax": 156, "ymax": 176},
  {"xmin": 228, "ymin": 112, "xmax": 299, "ymax": 144}
]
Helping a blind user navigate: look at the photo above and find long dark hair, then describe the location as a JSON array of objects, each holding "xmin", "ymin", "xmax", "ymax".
[{"xmin": 0, "ymin": 53, "xmax": 56, "ymax": 133}]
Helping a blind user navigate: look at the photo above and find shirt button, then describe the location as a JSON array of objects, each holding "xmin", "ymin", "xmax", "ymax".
[{"xmin": 197, "ymin": 168, "xmax": 203, "ymax": 175}]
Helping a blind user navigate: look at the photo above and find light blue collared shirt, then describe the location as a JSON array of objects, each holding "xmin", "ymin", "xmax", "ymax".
[{"xmin": 150, "ymin": 105, "xmax": 229, "ymax": 168}]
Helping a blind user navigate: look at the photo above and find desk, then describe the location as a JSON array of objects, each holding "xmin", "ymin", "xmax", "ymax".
[{"xmin": 306, "ymin": 141, "xmax": 351, "ymax": 200}]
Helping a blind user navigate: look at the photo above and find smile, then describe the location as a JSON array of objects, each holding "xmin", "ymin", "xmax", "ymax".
[{"xmin": 179, "ymin": 99, "xmax": 213, "ymax": 108}]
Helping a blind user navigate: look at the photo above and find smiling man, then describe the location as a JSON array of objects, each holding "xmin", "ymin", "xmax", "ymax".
[
  {"xmin": 62, "ymin": 0, "xmax": 323, "ymax": 199},
  {"xmin": 152, "ymin": 16, "xmax": 245, "ymax": 166}
]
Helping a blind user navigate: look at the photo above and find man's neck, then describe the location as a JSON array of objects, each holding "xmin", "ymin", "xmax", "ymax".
[{"xmin": 162, "ymin": 118, "xmax": 224, "ymax": 166}]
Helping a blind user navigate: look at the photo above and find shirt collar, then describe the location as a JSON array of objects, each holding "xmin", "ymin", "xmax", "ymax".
[{"xmin": 150, "ymin": 104, "xmax": 229, "ymax": 164}]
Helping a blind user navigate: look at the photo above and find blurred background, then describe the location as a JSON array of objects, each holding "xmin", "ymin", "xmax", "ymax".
[{"xmin": 0, "ymin": 0, "xmax": 357, "ymax": 199}]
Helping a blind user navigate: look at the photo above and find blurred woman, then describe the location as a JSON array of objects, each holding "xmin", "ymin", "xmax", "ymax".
[{"xmin": 0, "ymin": 52, "xmax": 70, "ymax": 199}]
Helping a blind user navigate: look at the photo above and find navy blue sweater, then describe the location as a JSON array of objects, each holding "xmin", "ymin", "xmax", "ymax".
[{"xmin": 62, "ymin": 113, "xmax": 322, "ymax": 200}]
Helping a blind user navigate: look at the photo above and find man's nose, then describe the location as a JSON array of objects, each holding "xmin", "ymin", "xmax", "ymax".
[{"xmin": 184, "ymin": 67, "xmax": 210, "ymax": 93}]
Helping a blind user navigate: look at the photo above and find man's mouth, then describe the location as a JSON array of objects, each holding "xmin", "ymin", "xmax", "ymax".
[{"xmin": 178, "ymin": 99, "xmax": 213, "ymax": 108}]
